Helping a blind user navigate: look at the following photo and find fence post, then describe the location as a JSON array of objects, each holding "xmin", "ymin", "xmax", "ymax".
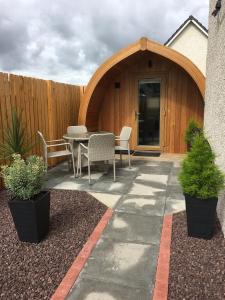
[
  {"xmin": 46, "ymin": 80, "xmax": 57, "ymax": 166},
  {"xmin": 47, "ymin": 80, "xmax": 55, "ymax": 141}
]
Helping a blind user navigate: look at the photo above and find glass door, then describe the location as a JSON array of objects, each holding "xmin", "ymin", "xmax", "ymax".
[{"xmin": 137, "ymin": 79, "xmax": 161, "ymax": 146}]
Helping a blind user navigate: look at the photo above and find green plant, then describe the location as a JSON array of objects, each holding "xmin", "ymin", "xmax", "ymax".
[
  {"xmin": 0, "ymin": 108, "xmax": 34, "ymax": 160},
  {"xmin": 185, "ymin": 119, "xmax": 202, "ymax": 145},
  {"xmin": 1, "ymin": 154, "xmax": 46, "ymax": 200},
  {"xmin": 179, "ymin": 133, "xmax": 225, "ymax": 199}
]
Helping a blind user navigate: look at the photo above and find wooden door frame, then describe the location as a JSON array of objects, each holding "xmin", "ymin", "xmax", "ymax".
[{"xmin": 132, "ymin": 72, "xmax": 167, "ymax": 151}]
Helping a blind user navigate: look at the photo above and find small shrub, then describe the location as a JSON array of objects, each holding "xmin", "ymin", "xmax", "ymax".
[
  {"xmin": 185, "ymin": 119, "xmax": 202, "ymax": 149},
  {"xmin": 1, "ymin": 154, "xmax": 46, "ymax": 200},
  {"xmin": 179, "ymin": 133, "xmax": 225, "ymax": 199},
  {"xmin": 0, "ymin": 108, "xmax": 34, "ymax": 160}
]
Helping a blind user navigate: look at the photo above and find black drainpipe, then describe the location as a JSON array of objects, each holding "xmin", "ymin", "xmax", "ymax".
[{"xmin": 212, "ymin": 0, "xmax": 222, "ymax": 16}]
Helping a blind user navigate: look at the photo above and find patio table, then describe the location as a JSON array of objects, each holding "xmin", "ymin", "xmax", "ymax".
[{"xmin": 63, "ymin": 131, "xmax": 108, "ymax": 142}]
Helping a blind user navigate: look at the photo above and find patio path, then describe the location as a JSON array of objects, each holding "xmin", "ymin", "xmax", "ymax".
[{"xmin": 45, "ymin": 157, "xmax": 185, "ymax": 300}]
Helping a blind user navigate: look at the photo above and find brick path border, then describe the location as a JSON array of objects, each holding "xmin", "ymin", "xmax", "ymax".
[
  {"xmin": 51, "ymin": 208, "xmax": 113, "ymax": 300},
  {"xmin": 152, "ymin": 214, "xmax": 173, "ymax": 300}
]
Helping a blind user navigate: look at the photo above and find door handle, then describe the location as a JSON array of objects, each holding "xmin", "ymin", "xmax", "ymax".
[{"xmin": 135, "ymin": 111, "xmax": 140, "ymax": 120}]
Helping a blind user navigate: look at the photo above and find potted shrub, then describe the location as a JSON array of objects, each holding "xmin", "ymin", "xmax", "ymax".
[
  {"xmin": 185, "ymin": 119, "xmax": 202, "ymax": 151},
  {"xmin": 179, "ymin": 133, "xmax": 225, "ymax": 239},
  {"xmin": 1, "ymin": 154, "xmax": 49, "ymax": 243}
]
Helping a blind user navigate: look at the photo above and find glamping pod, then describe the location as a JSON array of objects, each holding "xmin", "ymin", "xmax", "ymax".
[{"xmin": 78, "ymin": 37, "xmax": 205, "ymax": 153}]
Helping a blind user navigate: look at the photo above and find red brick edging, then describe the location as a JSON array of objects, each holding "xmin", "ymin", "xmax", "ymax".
[
  {"xmin": 51, "ymin": 208, "xmax": 113, "ymax": 300},
  {"xmin": 152, "ymin": 214, "xmax": 173, "ymax": 300}
]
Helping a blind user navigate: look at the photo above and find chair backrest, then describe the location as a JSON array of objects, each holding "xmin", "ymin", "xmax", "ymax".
[
  {"xmin": 37, "ymin": 131, "xmax": 47, "ymax": 146},
  {"xmin": 119, "ymin": 126, "xmax": 132, "ymax": 148},
  {"xmin": 67, "ymin": 125, "xmax": 87, "ymax": 134},
  {"xmin": 37, "ymin": 131, "xmax": 47, "ymax": 158},
  {"xmin": 88, "ymin": 133, "xmax": 115, "ymax": 162}
]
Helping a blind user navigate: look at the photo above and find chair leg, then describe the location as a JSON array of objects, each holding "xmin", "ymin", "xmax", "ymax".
[
  {"xmin": 113, "ymin": 159, "xmax": 116, "ymax": 182},
  {"xmin": 68, "ymin": 143, "xmax": 76, "ymax": 178},
  {"xmin": 80, "ymin": 159, "xmax": 82, "ymax": 177},
  {"xmin": 67, "ymin": 158, "xmax": 71, "ymax": 171},
  {"xmin": 120, "ymin": 151, "xmax": 122, "ymax": 167},
  {"xmin": 128, "ymin": 144, "xmax": 131, "ymax": 169},
  {"xmin": 76, "ymin": 158, "xmax": 79, "ymax": 177},
  {"xmin": 77, "ymin": 147, "xmax": 81, "ymax": 177},
  {"xmin": 45, "ymin": 155, "xmax": 48, "ymax": 172},
  {"xmin": 88, "ymin": 161, "xmax": 91, "ymax": 184},
  {"xmin": 71, "ymin": 154, "xmax": 76, "ymax": 178}
]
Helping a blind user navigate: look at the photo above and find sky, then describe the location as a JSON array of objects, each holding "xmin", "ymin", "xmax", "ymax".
[{"xmin": 0, "ymin": 0, "xmax": 209, "ymax": 85}]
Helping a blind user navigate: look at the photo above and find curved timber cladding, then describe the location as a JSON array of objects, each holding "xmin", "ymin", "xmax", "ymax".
[{"xmin": 79, "ymin": 37, "xmax": 205, "ymax": 153}]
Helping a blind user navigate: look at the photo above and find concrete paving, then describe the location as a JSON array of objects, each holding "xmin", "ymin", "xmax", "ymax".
[
  {"xmin": 102, "ymin": 213, "xmax": 162, "ymax": 244},
  {"xmin": 45, "ymin": 156, "xmax": 185, "ymax": 300},
  {"xmin": 78, "ymin": 239, "xmax": 158, "ymax": 289},
  {"xmin": 67, "ymin": 277, "xmax": 150, "ymax": 300},
  {"xmin": 115, "ymin": 194, "xmax": 166, "ymax": 216},
  {"xmin": 89, "ymin": 192, "xmax": 122, "ymax": 209}
]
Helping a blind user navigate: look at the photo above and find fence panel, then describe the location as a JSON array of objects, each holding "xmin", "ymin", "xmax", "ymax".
[{"xmin": 0, "ymin": 72, "xmax": 83, "ymax": 189}]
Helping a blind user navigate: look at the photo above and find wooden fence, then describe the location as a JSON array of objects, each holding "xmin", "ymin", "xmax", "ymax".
[{"xmin": 0, "ymin": 72, "xmax": 84, "ymax": 188}]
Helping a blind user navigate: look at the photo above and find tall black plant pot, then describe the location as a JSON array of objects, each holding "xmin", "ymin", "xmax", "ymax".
[
  {"xmin": 8, "ymin": 191, "xmax": 50, "ymax": 243},
  {"xmin": 185, "ymin": 193, "xmax": 218, "ymax": 239}
]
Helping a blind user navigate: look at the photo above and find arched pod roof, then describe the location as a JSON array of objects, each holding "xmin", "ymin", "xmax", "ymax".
[{"xmin": 78, "ymin": 37, "xmax": 205, "ymax": 124}]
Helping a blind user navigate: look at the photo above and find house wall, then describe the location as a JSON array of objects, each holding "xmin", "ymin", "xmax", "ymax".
[
  {"xmin": 204, "ymin": 1, "xmax": 225, "ymax": 234},
  {"xmin": 96, "ymin": 52, "xmax": 204, "ymax": 153},
  {"xmin": 168, "ymin": 23, "xmax": 208, "ymax": 75}
]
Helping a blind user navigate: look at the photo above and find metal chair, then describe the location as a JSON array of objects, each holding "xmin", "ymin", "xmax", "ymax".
[
  {"xmin": 79, "ymin": 133, "xmax": 116, "ymax": 184},
  {"xmin": 67, "ymin": 125, "xmax": 87, "ymax": 134},
  {"xmin": 67, "ymin": 125, "xmax": 88, "ymax": 174},
  {"xmin": 115, "ymin": 126, "xmax": 132, "ymax": 168},
  {"xmin": 37, "ymin": 131, "xmax": 76, "ymax": 177}
]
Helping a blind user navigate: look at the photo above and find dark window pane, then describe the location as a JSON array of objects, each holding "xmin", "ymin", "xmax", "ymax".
[{"xmin": 138, "ymin": 80, "xmax": 160, "ymax": 146}]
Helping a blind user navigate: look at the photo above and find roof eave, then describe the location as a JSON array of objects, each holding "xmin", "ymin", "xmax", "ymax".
[{"xmin": 164, "ymin": 16, "xmax": 208, "ymax": 46}]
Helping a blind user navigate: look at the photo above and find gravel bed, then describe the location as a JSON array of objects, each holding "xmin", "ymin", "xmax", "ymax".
[
  {"xmin": 168, "ymin": 211, "xmax": 225, "ymax": 300},
  {"xmin": 0, "ymin": 189, "xmax": 107, "ymax": 300}
]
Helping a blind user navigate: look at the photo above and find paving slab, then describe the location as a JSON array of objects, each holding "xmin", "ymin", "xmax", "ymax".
[
  {"xmin": 67, "ymin": 277, "xmax": 150, "ymax": 300},
  {"xmin": 166, "ymin": 192, "xmax": 185, "ymax": 201},
  {"xmin": 128, "ymin": 160, "xmax": 149, "ymax": 167},
  {"xmin": 102, "ymin": 212, "xmax": 162, "ymax": 245},
  {"xmin": 80, "ymin": 239, "xmax": 158, "ymax": 289},
  {"xmin": 138, "ymin": 161, "xmax": 172, "ymax": 168},
  {"xmin": 138, "ymin": 161, "xmax": 173, "ymax": 174},
  {"xmin": 91, "ymin": 177, "xmax": 133, "ymax": 194},
  {"xmin": 45, "ymin": 176, "xmax": 92, "ymax": 191},
  {"xmin": 128, "ymin": 174, "xmax": 168, "ymax": 196},
  {"xmin": 138, "ymin": 165, "xmax": 172, "ymax": 176},
  {"xmin": 166, "ymin": 184, "xmax": 183, "ymax": 196},
  {"xmin": 115, "ymin": 194, "xmax": 166, "ymax": 216},
  {"xmin": 44, "ymin": 176, "xmax": 66, "ymax": 189},
  {"xmin": 106, "ymin": 167, "xmax": 139, "ymax": 179},
  {"xmin": 165, "ymin": 199, "xmax": 186, "ymax": 215},
  {"xmin": 48, "ymin": 162, "xmax": 71, "ymax": 174},
  {"xmin": 135, "ymin": 173, "xmax": 168, "ymax": 184},
  {"xmin": 167, "ymin": 175, "xmax": 180, "ymax": 185},
  {"xmin": 89, "ymin": 192, "xmax": 122, "ymax": 209},
  {"xmin": 44, "ymin": 171, "xmax": 105, "ymax": 190},
  {"xmin": 167, "ymin": 167, "xmax": 182, "ymax": 185}
]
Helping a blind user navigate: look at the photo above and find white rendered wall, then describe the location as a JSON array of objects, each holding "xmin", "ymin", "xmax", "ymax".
[
  {"xmin": 168, "ymin": 23, "xmax": 208, "ymax": 76},
  {"xmin": 204, "ymin": 0, "xmax": 225, "ymax": 234}
]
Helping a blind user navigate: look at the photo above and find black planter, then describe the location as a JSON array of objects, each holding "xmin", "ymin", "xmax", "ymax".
[
  {"xmin": 8, "ymin": 191, "xmax": 50, "ymax": 243},
  {"xmin": 184, "ymin": 193, "xmax": 218, "ymax": 239}
]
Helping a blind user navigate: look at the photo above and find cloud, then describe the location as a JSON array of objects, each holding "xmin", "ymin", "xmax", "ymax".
[{"xmin": 0, "ymin": 0, "xmax": 209, "ymax": 84}]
